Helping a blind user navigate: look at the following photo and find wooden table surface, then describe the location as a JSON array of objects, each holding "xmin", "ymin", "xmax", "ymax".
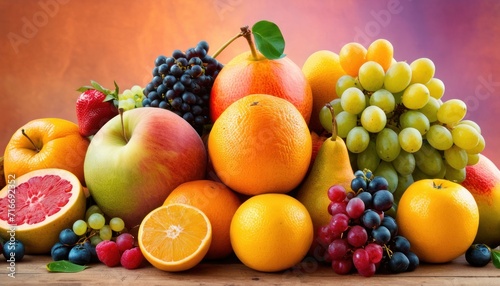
[{"xmin": 2, "ymin": 254, "xmax": 500, "ymax": 285}]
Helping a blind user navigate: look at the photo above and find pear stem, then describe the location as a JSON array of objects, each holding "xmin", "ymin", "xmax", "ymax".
[
  {"xmin": 211, "ymin": 26, "xmax": 258, "ymax": 60},
  {"xmin": 21, "ymin": 129, "xmax": 40, "ymax": 152},
  {"xmin": 119, "ymin": 108, "xmax": 128, "ymax": 143},
  {"xmin": 326, "ymin": 103, "xmax": 338, "ymax": 141}
]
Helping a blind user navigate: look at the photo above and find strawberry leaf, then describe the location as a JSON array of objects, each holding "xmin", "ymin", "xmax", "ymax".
[
  {"xmin": 492, "ymin": 250, "xmax": 500, "ymax": 268},
  {"xmin": 252, "ymin": 20, "xmax": 285, "ymax": 60}
]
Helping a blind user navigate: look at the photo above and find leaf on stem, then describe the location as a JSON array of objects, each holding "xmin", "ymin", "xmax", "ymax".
[{"xmin": 251, "ymin": 20, "xmax": 285, "ymax": 60}]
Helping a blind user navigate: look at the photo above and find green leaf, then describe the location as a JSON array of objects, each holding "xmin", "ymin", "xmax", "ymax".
[
  {"xmin": 46, "ymin": 260, "xmax": 89, "ymax": 273},
  {"xmin": 252, "ymin": 20, "xmax": 286, "ymax": 60},
  {"xmin": 492, "ymin": 250, "xmax": 500, "ymax": 268}
]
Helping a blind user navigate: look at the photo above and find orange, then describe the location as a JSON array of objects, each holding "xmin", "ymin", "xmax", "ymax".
[
  {"xmin": 207, "ymin": 94, "xmax": 312, "ymax": 196},
  {"xmin": 230, "ymin": 193, "xmax": 313, "ymax": 272},
  {"xmin": 163, "ymin": 180, "xmax": 242, "ymax": 260},
  {"xmin": 209, "ymin": 51, "xmax": 313, "ymax": 124},
  {"xmin": 397, "ymin": 179, "xmax": 479, "ymax": 263},
  {"xmin": 339, "ymin": 42, "xmax": 367, "ymax": 77},
  {"xmin": 302, "ymin": 50, "xmax": 346, "ymax": 133},
  {"xmin": 138, "ymin": 203, "xmax": 212, "ymax": 272},
  {"xmin": 366, "ymin": 39, "xmax": 394, "ymax": 72},
  {"xmin": 3, "ymin": 118, "xmax": 89, "ymax": 185}
]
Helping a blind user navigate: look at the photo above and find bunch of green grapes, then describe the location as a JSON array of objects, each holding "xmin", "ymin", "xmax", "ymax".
[
  {"xmin": 118, "ymin": 85, "xmax": 145, "ymax": 111},
  {"xmin": 320, "ymin": 41, "xmax": 485, "ymax": 204}
]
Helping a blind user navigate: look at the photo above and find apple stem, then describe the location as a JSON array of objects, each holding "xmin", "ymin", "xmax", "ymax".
[
  {"xmin": 119, "ymin": 108, "xmax": 129, "ymax": 143},
  {"xmin": 211, "ymin": 26, "xmax": 258, "ymax": 60},
  {"xmin": 326, "ymin": 103, "xmax": 338, "ymax": 141},
  {"xmin": 21, "ymin": 129, "xmax": 40, "ymax": 152}
]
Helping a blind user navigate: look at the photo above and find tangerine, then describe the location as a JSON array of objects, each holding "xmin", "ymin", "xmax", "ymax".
[
  {"xmin": 208, "ymin": 94, "xmax": 312, "ymax": 196},
  {"xmin": 209, "ymin": 51, "xmax": 313, "ymax": 124}
]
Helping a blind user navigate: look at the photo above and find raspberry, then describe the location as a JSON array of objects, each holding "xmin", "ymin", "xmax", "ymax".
[
  {"xmin": 95, "ymin": 240, "xmax": 121, "ymax": 267},
  {"xmin": 115, "ymin": 233, "xmax": 135, "ymax": 253},
  {"xmin": 120, "ymin": 247, "xmax": 143, "ymax": 269}
]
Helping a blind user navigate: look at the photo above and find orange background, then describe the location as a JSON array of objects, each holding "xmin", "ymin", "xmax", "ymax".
[{"xmin": 1, "ymin": 0, "xmax": 499, "ymax": 166}]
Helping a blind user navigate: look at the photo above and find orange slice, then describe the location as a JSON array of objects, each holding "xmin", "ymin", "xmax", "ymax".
[{"xmin": 138, "ymin": 203, "xmax": 212, "ymax": 272}]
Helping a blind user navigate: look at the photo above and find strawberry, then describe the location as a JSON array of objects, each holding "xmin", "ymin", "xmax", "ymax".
[{"xmin": 76, "ymin": 81, "xmax": 120, "ymax": 137}]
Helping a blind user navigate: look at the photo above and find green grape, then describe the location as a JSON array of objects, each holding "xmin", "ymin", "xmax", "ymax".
[
  {"xmin": 319, "ymin": 99, "xmax": 343, "ymax": 133},
  {"xmin": 436, "ymin": 99, "xmax": 467, "ymax": 125},
  {"xmin": 392, "ymin": 150, "xmax": 416, "ymax": 176},
  {"xmin": 72, "ymin": 219, "xmax": 88, "ymax": 236},
  {"xmin": 88, "ymin": 213, "xmax": 106, "ymax": 230},
  {"xmin": 109, "ymin": 217, "xmax": 125, "ymax": 232},
  {"xmin": 356, "ymin": 140, "xmax": 380, "ymax": 172},
  {"xmin": 341, "ymin": 87, "xmax": 366, "ymax": 114},
  {"xmin": 444, "ymin": 161, "xmax": 466, "ymax": 183},
  {"xmin": 402, "ymin": 83, "xmax": 430, "ymax": 110},
  {"xmin": 85, "ymin": 205, "xmax": 104, "ymax": 221},
  {"xmin": 457, "ymin": 119, "xmax": 481, "ymax": 134},
  {"xmin": 414, "ymin": 141, "xmax": 444, "ymax": 176},
  {"xmin": 349, "ymin": 151, "xmax": 358, "ymax": 172},
  {"xmin": 369, "ymin": 89, "xmax": 395, "ymax": 113},
  {"xmin": 410, "ymin": 57, "xmax": 435, "ymax": 84},
  {"xmin": 467, "ymin": 153, "xmax": 480, "ymax": 165},
  {"xmin": 376, "ymin": 128, "xmax": 401, "ymax": 162},
  {"xmin": 336, "ymin": 74, "xmax": 359, "ymax": 96},
  {"xmin": 336, "ymin": 111, "xmax": 358, "ymax": 138},
  {"xmin": 418, "ymin": 97, "xmax": 440, "ymax": 123},
  {"xmin": 444, "ymin": 144, "xmax": 467, "ymax": 170},
  {"xmin": 426, "ymin": 124, "xmax": 453, "ymax": 150},
  {"xmin": 393, "ymin": 173, "xmax": 414, "ymax": 203},
  {"xmin": 465, "ymin": 133, "xmax": 485, "ymax": 154},
  {"xmin": 361, "ymin": 105, "xmax": 387, "ymax": 133},
  {"xmin": 399, "ymin": 110, "xmax": 430, "ymax": 135},
  {"xmin": 383, "ymin": 61, "xmax": 412, "ymax": 93},
  {"xmin": 131, "ymin": 84, "xmax": 144, "ymax": 95},
  {"xmin": 346, "ymin": 126, "xmax": 370, "ymax": 153},
  {"xmin": 99, "ymin": 225, "xmax": 113, "ymax": 241},
  {"xmin": 425, "ymin": 78, "xmax": 445, "ymax": 99},
  {"xmin": 374, "ymin": 160, "xmax": 398, "ymax": 192},
  {"xmin": 398, "ymin": 127, "xmax": 422, "ymax": 153},
  {"xmin": 330, "ymin": 98, "xmax": 343, "ymax": 116},
  {"xmin": 451, "ymin": 124, "xmax": 480, "ymax": 150},
  {"xmin": 119, "ymin": 98, "xmax": 136, "ymax": 111},
  {"xmin": 358, "ymin": 61, "xmax": 385, "ymax": 91},
  {"xmin": 90, "ymin": 235, "xmax": 103, "ymax": 246}
]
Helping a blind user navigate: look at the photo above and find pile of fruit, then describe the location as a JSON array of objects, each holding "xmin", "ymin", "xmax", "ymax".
[{"xmin": 2, "ymin": 20, "xmax": 500, "ymax": 278}]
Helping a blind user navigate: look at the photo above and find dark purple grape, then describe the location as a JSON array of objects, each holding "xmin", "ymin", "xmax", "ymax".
[
  {"xmin": 371, "ymin": 226, "xmax": 391, "ymax": 245},
  {"xmin": 155, "ymin": 55, "xmax": 167, "ymax": 66},
  {"xmin": 172, "ymin": 49, "xmax": 185, "ymax": 59},
  {"xmin": 393, "ymin": 236, "xmax": 411, "ymax": 253},
  {"xmin": 368, "ymin": 176, "xmax": 389, "ymax": 193},
  {"xmin": 170, "ymin": 65, "xmax": 183, "ymax": 78},
  {"xmin": 387, "ymin": 252, "xmax": 409, "ymax": 273},
  {"xmin": 372, "ymin": 190, "xmax": 394, "ymax": 211}
]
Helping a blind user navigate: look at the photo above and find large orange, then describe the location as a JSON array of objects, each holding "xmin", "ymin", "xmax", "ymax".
[
  {"xmin": 397, "ymin": 179, "xmax": 479, "ymax": 263},
  {"xmin": 163, "ymin": 179, "xmax": 242, "ymax": 260},
  {"xmin": 208, "ymin": 94, "xmax": 312, "ymax": 196},
  {"xmin": 302, "ymin": 50, "xmax": 346, "ymax": 133},
  {"xmin": 209, "ymin": 51, "xmax": 313, "ymax": 124},
  {"xmin": 3, "ymin": 118, "xmax": 90, "ymax": 185}
]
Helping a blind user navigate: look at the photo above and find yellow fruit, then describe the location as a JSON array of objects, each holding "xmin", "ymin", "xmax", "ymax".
[
  {"xmin": 302, "ymin": 50, "xmax": 346, "ymax": 133},
  {"xmin": 0, "ymin": 168, "xmax": 86, "ymax": 254},
  {"xmin": 397, "ymin": 179, "xmax": 479, "ymax": 263},
  {"xmin": 366, "ymin": 39, "xmax": 394, "ymax": 72},
  {"xmin": 339, "ymin": 42, "xmax": 367, "ymax": 77},
  {"xmin": 163, "ymin": 180, "xmax": 242, "ymax": 260},
  {"xmin": 138, "ymin": 204, "xmax": 212, "ymax": 272},
  {"xmin": 230, "ymin": 193, "xmax": 313, "ymax": 272}
]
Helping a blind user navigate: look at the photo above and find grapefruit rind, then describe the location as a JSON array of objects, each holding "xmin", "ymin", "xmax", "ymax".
[{"xmin": 0, "ymin": 168, "xmax": 86, "ymax": 254}]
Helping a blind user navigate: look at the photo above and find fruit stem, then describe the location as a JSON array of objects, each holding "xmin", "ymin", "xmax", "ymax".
[
  {"xmin": 119, "ymin": 108, "xmax": 129, "ymax": 143},
  {"xmin": 21, "ymin": 129, "xmax": 41, "ymax": 152},
  {"xmin": 326, "ymin": 103, "xmax": 338, "ymax": 141},
  {"xmin": 211, "ymin": 26, "xmax": 258, "ymax": 60}
]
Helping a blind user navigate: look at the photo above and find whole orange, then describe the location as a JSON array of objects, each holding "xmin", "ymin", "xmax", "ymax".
[
  {"xmin": 208, "ymin": 94, "xmax": 312, "ymax": 196},
  {"xmin": 3, "ymin": 118, "xmax": 90, "ymax": 185},
  {"xmin": 163, "ymin": 179, "xmax": 242, "ymax": 260},
  {"xmin": 209, "ymin": 51, "xmax": 313, "ymax": 124},
  {"xmin": 396, "ymin": 179, "xmax": 479, "ymax": 263}
]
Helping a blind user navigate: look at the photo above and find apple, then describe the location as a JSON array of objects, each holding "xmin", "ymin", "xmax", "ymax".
[{"xmin": 84, "ymin": 107, "xmax": 207, "ymax": 228}]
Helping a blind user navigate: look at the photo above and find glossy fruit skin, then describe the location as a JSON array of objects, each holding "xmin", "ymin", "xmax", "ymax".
[
  {"xmin": 210, "ymin": 51, "xmax": 313, "ymax": 125},
  {"xmin": 84, "ymin": 107, "xmax": 207, "ymax": 228},
  {"xmin": 51, "ymin": 242, "xmax": 71, "ymax": 261},
  {"xmin": 76, "ymin": 89, "xmax": 119, "ymax": 137},
  {"xmin": 68, "ymin": 244, "xmax": 91, "ymax": 265},
  {"xmin": 120, "ymin": 247, "xmax": 143, "ymax": 269},
  {"xmin": 96, "ymin": 240, "xmax": 121, "ymax": 267},
  {"xmin": 465, "ymin": 244, "xmax": 491, "ymax": 267},
  {"xmin": 59, "ymin": 228, "xmax": 79, "ymax": 245},
  {"xmin": 3, "ymin": 239, "xmax": 25, "ymax": 262}
]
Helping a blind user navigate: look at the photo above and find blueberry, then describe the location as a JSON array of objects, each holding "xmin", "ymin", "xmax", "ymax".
[
  {"xmin": 3, "ymin": 239, "xmax": 25, "ymax": 262},
  {"xmin": 83, "ymin": 240, "xmax": 98, "ymax": 262},
  {"xmin": 466, "ymin": 244, "xmax": 491, "ymax": 267},
  {"xmin": 68, "ymin": 244, "xmax": 91, "ymax": 265},
  {"xmin": 51, "ymin": 242, "xmax": 71, "ymax": 261},
  {"xmin": 59, "ymin": 228, "xmax": 79, "ymax": 245}
]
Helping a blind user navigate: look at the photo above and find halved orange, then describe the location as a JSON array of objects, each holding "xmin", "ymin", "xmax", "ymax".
[{"xmin": 138, "ymin": 203, "xmax": 212, "ymax": 272}]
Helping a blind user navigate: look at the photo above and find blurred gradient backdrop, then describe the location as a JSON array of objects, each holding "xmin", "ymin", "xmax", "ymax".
[{"xmin": 1, "ymin": 0, "xmax": 499, "ymax": 167}]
